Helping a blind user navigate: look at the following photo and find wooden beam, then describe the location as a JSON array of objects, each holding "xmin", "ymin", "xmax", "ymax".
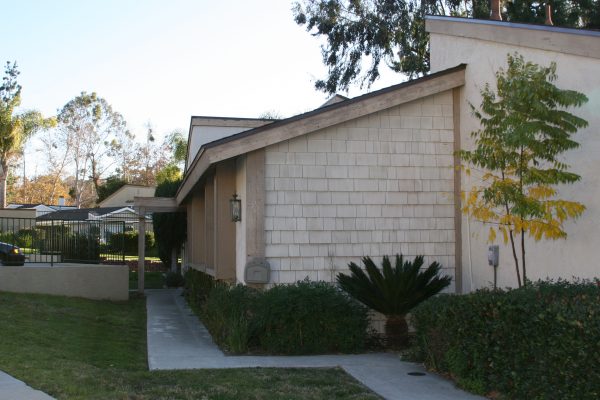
[
  {"xmin": 453, "ymin": 87, "xmax": 463, "ymax": 294},
  {"xmin": 204, "ymin": 175, "xmax": 215, "ymax": 272},
  {"xmin": 214, "ymin": 159, "xmax": 236, "ymax": 281},
  {"xmin": 245, "ymin": 149, "xmax": 266, "ymax": 260},
  {"xmin": 133, "ymin": 197, "xmax": 184, "ymax": 212}
]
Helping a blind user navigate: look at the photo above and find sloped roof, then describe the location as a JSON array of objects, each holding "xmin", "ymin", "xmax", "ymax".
[
  {"xmin": 176, "ymin": 64, "xmax": 466, "ymax": 204},
  {"xmin": 319, "ymin": 94, "xmax": 349, "ymax": 108},
  {"xmin": 98, "ymin": 184, "xmax": 156, "ymax": 208},
  {"xmin": 426, "ymin": 16, "xmax": 600, "ymax": 59},
  {"xmin": 37, "ymin": 207, "xmax": 136, "ymax": 221}
]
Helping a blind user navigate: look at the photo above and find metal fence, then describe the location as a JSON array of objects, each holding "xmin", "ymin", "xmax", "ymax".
[{"xmin": 0, "ymin": 217, "xmax": 128, "ymax": 264}]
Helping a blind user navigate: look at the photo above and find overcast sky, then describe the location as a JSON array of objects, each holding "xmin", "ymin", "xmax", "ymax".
[{"xmin": 3, "ymin": 0, "xmax": 403, "ymax": 176}]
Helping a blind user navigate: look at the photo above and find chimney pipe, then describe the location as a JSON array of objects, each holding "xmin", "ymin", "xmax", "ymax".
[
  {"xmin": 58, "ymin": 196, "xmax": 65, "ymax": 207},
  {"xmin": 490, "ymin": 0, "xmax": 502, "ymax": 21},
  {"xmin": 545, "ymin": 4, "xmax": 553, "ymax": 25}
]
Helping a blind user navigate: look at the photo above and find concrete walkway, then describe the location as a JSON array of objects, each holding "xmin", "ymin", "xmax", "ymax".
[
  {"xmin": 0, "ymin": 370, "xmax": 55, "ymax": 400},
  {"xmin": 146, "ymin": 289, "xmax": 484, "ymax": 400}
]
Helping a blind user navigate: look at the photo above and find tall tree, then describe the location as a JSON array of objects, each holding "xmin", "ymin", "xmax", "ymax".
[
  {"xmin": 109, "ymin": 124, "xmax": 171, "ymax": 187},
  {"xmin": 460, "ymin": 54, "xmax": 588, "ymax": 287},
  {"xmin": 166, "ymin": 129, "xmax": 188, "ymax": 168},
  {"xmin": 96, "ymin": 175, "xmax": 127, "ymax": 203},
  {"xmin": 56, "ymin": 92, "xmax": 127, "ymax": 207},
  {"xmin": 152, "ymin": 178, "xmax": 186, "ymax": 272},
  {"xmin": 9, "ymin": 173, "xmax": 71, "ymax": 205},
  {"xmin": 293, "ymin": 0, "xmax": 600, "ymax": 94},
  {"xmin": 0, "ymin": 61, "xmax": 55, "ymax": 207}
]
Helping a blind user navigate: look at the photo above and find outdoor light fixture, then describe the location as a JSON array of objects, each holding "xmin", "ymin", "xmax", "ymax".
[{"xmin": 230, "ymin": 194, "xmax": 242, "ymax": 222}]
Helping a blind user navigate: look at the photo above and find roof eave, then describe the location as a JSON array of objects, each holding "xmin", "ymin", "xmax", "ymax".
[{"xmin": 176, "ymin": 64, "xmax": 466, "ymax": 204}]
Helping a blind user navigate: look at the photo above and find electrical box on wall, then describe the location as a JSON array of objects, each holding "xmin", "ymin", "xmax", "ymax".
[
  {"xmin": 244, "ymin": 258, "xmax": 270, "ymax": 284},
  {"xmin": 488, "ymin": 245, "xmax": 499, "ymax": 267}
]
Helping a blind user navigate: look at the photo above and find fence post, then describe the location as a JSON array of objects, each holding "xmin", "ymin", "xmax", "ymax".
[
  {"xmin": 121, "ymin": 221, "xmax": 125, "ymax": 265},
  {"xmin": 51, "ymin": 219, "xmax": 54, "ymax": 267},
  {"xmin": 137, "ymin": 209, "xmax": 146, "ymax": 294}
]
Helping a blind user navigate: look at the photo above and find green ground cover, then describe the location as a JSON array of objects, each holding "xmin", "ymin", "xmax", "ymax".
[
  {"xmin": 0, "ymin": 291, "xmax": 378, "ymax": 400},
  {"xmin": 129, "ymin": 271, "xmax": 166, "ymax": 289}
]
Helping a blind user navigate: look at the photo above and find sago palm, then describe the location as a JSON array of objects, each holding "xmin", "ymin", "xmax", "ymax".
[{"xmin": 337, "ymin": 254, "xmax": 451, "ymax": 346}]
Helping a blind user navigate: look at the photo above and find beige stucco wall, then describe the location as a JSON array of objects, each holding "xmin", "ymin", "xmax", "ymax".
[
  {"xmin": 0, "ymin": 264, "xmax": 129, "ymax": 301},
  {"xmin": 428, "ymin": 20, "xmax": 600, "ymax": 290},
  {"xmin": 263, "ymin": 91, "xmax": 457, "ymax": 289},
  {"xmin": 99, "ymin": 185, "xmax": 156, "ymax": 208}
]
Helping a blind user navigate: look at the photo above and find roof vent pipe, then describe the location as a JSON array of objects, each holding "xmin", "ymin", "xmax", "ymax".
[
  {"xmin": 490, "ymin": 0, "xmax": 502, "ymax": 21},
  {"xmin": 545, "ymin": 4, "xmax": 554, "ymax": 25}
]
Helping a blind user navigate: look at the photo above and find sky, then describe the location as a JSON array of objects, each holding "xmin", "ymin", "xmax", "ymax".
[{"xmin": 3, "ymin": 0, "xmax": 403, "ymax": 176}]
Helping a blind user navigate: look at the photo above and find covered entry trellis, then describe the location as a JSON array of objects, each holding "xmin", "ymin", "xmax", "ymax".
[{"xmin": 133, "ymin": 197, "xmax": 184, "ymax": 293}]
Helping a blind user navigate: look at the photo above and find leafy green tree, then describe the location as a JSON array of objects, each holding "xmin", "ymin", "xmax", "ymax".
[
  {"xmin": 337, "ymin": 254, "xmax": 451, "ymax": 346},
  {"xmin": 153, "ymin": 130, "xmax": 187, "ymax": 184},
  {"xmin": 152, "ymin": 178, "xmax": 186, "ymax": 271},
  {"xmin": 155, "ymin": 164, "xmax": 182, "ymax": 185},
  {"xmin": 96, "ymin": 175, "xmax": 127, "ymax": 203},
  {"xmin": 166, "ymin": 130, "xmax": 187, "ymax": 167},
  {"xmin": 0, "ymin": 61, "xmax": 55, "ymax": 207},
  {"xmin": 293, "ymin": 0, "xmax": 600, "ymax": 94},
  {"xmin": 460, "ymin": 54, "xmax": 588, "ymax": 287}
]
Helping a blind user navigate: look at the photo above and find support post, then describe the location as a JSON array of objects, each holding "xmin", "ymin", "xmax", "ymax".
[
  {"xmin": 51, "ymin": 219, "xmax": 54, "ymax": 267},
  {"xmin": 138, "ymin": 208, "xmax": 146, "ymax": 294}
]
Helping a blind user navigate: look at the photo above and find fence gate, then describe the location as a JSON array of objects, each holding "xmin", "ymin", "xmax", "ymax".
[{"xmin": 0, "ymin": 217, "xmax": 126, "ymax": 264}]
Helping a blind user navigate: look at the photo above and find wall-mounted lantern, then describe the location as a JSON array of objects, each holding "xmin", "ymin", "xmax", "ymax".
[{"xmin": 230, "ymin": 194, "xmax": 242, "ymax": 222}]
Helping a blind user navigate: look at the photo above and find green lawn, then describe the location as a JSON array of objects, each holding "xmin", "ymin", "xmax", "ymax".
[
  {"xmin": 0, "ymin": 292, "xmax": 378, "ymax": 400},
  {"xmin": 129, "ymin": 271, "xmax": 166, "ymax": 289}
]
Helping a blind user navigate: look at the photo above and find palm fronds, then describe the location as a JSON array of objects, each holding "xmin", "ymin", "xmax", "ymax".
[{"xmin": 337, "ymin": 254, "xmax": 452, "ymax": 316}]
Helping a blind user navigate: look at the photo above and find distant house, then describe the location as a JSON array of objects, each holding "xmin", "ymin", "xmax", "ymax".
[
  {"xmin": 37, "ymin": 206, "xmax": 151, "ymax": 243},
  {"xmin": 98, "ymin": 185, "xmax": 156, "ymax": 208},
  {"xmin": 137, "ymin": 16, "xmax": 599, "ymax": 292},
  {"xmin": 6, "ymin": 202, "xmax": 76, "ymax": 218},
  {"xmin": 37, "ymin": 206, "xmax": 139, "ymax": 222}
]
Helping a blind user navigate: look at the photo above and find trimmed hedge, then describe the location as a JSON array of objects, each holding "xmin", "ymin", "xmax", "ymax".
[
  {"xmin": 184, "ymin": 270, "xmax": 369, "ymax": 355},
  {"xmin": 108, "ymin": 231, "xmax": 155, "ymax": 255},
  {"xmin": 184, "ymin": 268, "xmax": 217, "ymax": 309},
  {"xmin": 411, "ymin": 280, "xmax": 600, "ymax": 399},
  {"xmin": 203, "ymin": 284, "xmax": 258, "ymax": 353},
  {"xmin": 254, "ymin": 280, "xmax": 369, "ymax": 354}
]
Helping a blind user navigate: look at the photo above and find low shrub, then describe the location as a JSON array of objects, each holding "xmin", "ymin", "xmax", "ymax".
[
  {"xmin": 411, "ymin": 280, "xmax": 600, "ymax": 399},
  {"xmin": 254, "ymin": 280, "xmax": 369, "ymax": 354},
  {"xmin": 185, "ymin": 271, "xmax": 370, "ymax": 355},
  {"xmin": 184, "ymin": 268, "xmax": 217, "ymax": 310},
  {"xmin": 202, "ymin": 283, "xmax": 258, "ymax": 353}
]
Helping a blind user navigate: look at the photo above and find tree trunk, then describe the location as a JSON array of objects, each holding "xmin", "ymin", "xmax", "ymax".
[
  {"xmin": 0, "ymin": 168, "xmax": 7, "ymax": 209},
  {"xmin": 385, "ymin": 315, "xmax": 409, "ymax": 348},
  {"xmin": 521, "ymin": 230, "xmax": 527, "ymax": 286},
  {"xmin": 508, "ymin": 229, "xmax": 522, "ymax": 288}
]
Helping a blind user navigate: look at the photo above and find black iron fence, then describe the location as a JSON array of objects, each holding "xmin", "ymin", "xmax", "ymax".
[{"xmin": 0, "ymin": 217, "xmax": 129, "ymax": 264}]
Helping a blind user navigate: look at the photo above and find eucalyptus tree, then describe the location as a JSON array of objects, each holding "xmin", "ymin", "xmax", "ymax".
[
  {"xmin": 56, "ymin": 92, "xmax": 128, "ymax": 207},
  {"xmin": 0, "ymin": 61, "xmax": 55, "ymax": 208},
  {"xmin": 293, "ymin": 0, "xmax": 600, "ymax": 94}
]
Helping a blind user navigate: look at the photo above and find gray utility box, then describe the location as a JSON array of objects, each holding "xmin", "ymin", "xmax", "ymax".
[{"xmin": 244, "ymin": 258, "xmax": 270, "ymax": 284}]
